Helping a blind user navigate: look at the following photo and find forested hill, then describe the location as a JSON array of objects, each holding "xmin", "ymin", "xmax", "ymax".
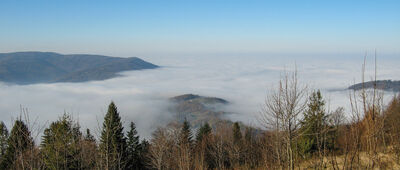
[
  {"xmin": 0, "ymin": 51, "xmax": 158, "ymax": 84},
  {"xmin": 348, "ymin": 80, "xmax": 400, "ymax": 92},
  {"xmin": 169, "ymin": 94, "xmax": 233, "ymax": 129}
]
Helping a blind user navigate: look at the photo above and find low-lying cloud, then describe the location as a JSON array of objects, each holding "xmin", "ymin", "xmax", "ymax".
[{"xmin": 0, "ymin": 53, "xmax": 399, "ymax": 139}]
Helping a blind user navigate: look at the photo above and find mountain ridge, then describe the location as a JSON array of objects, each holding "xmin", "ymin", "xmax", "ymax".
[
  {"xmin": 0, "ymin": 51, "xmax": 158, "ymax": 84},
  {"xmin": 348, "ymin": 80, "xmax": 400, "ymax": 92}
]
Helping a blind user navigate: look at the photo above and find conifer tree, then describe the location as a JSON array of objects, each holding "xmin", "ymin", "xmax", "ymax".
[
  {"xmin": 138, "ymin": 139, "xmax": 150, "ymax": 169},
  {"xmin": 231, "ymin": 122, "xmax": 243, "ymax": 166},
  {"xmin": 0, "ymin": 119, "xmax": 33, "ymax": 169},
  {"xmin": 125, "ymin": 122, "xmax": 141, "ymax": 170},
  {"xmin": 195, "ymin": 123, "xmax": 213, "ymax": 169},
  {"xmin": 99, "ymin": 101, "xmax": 126, "ymax": 170},
  {"xmin": 196, "ymin": 123, "xmax": 211, "ymax": 143},
  {"xmin": 180, "ymin": 120, "xmax": 193, "ymax": 145},
  {"xmin": 81, "ymin": 128, "xmax": 97, "ymax": 169},
  {"xmin": 0, "ymin": 121, "xmax": 9, "ymax": 165},
  {"xmin": 178, "ymin": 120, "xmax": 193, "ymax": 170},
  {"xmin": 232, "ymin": 122, "xmax": 242, "ymax": 145},
  {"xmin": 41, "ymin": 114, "xmax": 82, "ymax": 169},
  {"xmin": 298, "ymin": 90, "xmax": 332, "ymax": 157},
  {"xmin": 84, "ymin": 128, "xmax": 95, "ymax": 142}
]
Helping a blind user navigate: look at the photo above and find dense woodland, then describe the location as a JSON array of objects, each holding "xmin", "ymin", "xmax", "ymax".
[{"xmin": 1, "ymin": 71, "xmax": 400, "ymax": 170}]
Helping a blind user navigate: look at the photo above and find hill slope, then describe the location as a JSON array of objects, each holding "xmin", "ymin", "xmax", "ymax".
[
  {"xmin": 0, "ymin": 52, "xmax": 158, "ymax": 84},
  {"xmin": 169, "ymin": 94, "xmax": 233, "ymax": 129}
]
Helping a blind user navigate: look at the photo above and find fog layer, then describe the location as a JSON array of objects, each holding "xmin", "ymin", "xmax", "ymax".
[{"xmin": 0, "ymin": 53, "xmax": 399, "ymax": 139}]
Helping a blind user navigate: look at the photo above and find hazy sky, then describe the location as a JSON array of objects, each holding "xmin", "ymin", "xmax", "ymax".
[{"xmin": 0, "ymin": 0, "xmax": 399, "ymax": 56}]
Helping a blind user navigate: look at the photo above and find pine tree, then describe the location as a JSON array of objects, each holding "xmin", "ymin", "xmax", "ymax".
[
  {"xmin": 232, "ymin": 122, "xmax": 242, "ymax": 145},
  {"xmin": 178, "ymin": 120, "xmax": 193, "ymax": 170},
  {"xmin": 0, "ymin": 119, "xmax": 33, "ymax": 169},
  {"xmin": 231, "ymin": 122, "xmax": 243, "ymax": 166},
  {"xmin": 99, "ymin": 101, "xmax": 127, "ymax": 170},
  {"xmin": 125, "ymin": 122, "xmax": 141, "ymax": 170},
  {"xmin": 81, "ymin": 128, "xmax": 97, "ymax": 169},
  {"xmin": 180, "ymin": 120, "xmax": 193, "ymax": 145},
  {"xmin": 0, "ymin": 121, "xmax": 9, "ymax": 165},
  {"xmin": 41, "ymin": 114, "xmax": 82, "ymax": 169},
  {"xmin": 138, "ymin": 139, "xmax": 150, "ymax": 169},
  {"xmin": 196, "ymin": 123, "xmax": 211, "ymax": 143},
  {"xmin": 84, "ymin": 128, "xmax": 95, "ymax": 142},
  {"xmin": 195, "ymin": 123, "xmax": 213, "ymax": 169},
  {"xmin": 298, "ymin": 90, "xmax": 332, "ymax": 157}
]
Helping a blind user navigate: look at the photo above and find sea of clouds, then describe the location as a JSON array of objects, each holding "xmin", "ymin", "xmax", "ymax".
[{"xmin": 0, "ymin": 53, "xmax": 399, "ymax": 140}]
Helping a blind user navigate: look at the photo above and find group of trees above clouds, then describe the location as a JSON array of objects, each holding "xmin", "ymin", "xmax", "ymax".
[{"xmin": 0, "ymin": 63, "xmax": 400, "ymax": 169}]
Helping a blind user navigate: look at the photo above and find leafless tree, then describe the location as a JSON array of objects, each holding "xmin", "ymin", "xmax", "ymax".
[
  {"xmin": 259, "ymin": 69, "xmax": 308, "ymax": 170},
  {"xmin": 347, "ymin": 51, "xmax": 386, "ymax": 169}
]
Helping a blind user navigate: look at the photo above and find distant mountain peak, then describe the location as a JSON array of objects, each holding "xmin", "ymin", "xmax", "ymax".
[
  {"xmin": 169, "ymin": 94, "xmax": 231, "ymax": 129},
  {"xmin": 171, "ymin": 94, "xmax": 229, "ymax": 104},
  {"xmin": 0, "ymin": 51, "xmax": 158, "ymax": 84}
]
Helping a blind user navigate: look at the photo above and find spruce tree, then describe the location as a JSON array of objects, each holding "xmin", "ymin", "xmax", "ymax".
[
  {"xmin": 125, "ymin": 122, "xmax": 141, "ymax": 170},
  {"xmin": 178, "ymin": 120, "xmax": 193, "ymax": 170},
  {"xmin": 0, "ymin": 119, "xmax": 33, "ymax": 169},
  {"xmin": 195, "ymin": 123, "xmax": 213, "ymax": 169},
  {"xmin": 298, "ymin": 90, "xmax": 332, "ymax": 157},
  {"xmin": 41, "ymin": 114, "xmax": 82, "ymax": 170},
  {"xmin": 0, "ymin": 122, "xmax": 9, "ymax": 165},
  {"xmin": 180, "ymin": 120, "xmax": 193, "ymax": 145},
  {"xmin": 99, "ymin": 101, "xmax": 126, "ymax": 170},
  {"xmin": 138, "ymin": 139, "xmax": 150, "ymax": 169},
  {"xmin": 196, "ymin": 123, "xmax": 211, "ymax": 143},
  {"xmin": 232, "ymin": 122, "xmax": 243, "ymax": 166},
  {"xmin": 82, "ymin": 128, "xmax": 97, "ymax": 169},
  {"xmin": 232, "ymin": 122, "xmax": 242, "ymax": 145},
  {"xmin": 84, "ymin": 128, "xmax": 95, "ymax": 142}
]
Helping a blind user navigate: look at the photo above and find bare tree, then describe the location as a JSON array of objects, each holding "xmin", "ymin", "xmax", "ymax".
[
  {"xmin": 148, "ymin": 128, "xmax": 170, "ymax": 170},
  {"xmin": 260, "ymin": 69, "xmax": 308, "ymax": 170},
  {"xmin": 148, "ymin": 124, "xmax": 179, "ymax": 170},
  {"xmin": 347, "ymin": 51, "xmax": 386, "ymax": 169}
]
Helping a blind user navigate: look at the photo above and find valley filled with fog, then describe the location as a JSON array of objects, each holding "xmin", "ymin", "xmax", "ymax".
[{"xmin": 0, "ymin": 53, "xmax": 399, "ymax": 139}]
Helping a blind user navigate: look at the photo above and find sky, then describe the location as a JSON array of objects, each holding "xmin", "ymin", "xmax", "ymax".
[{"xmin": 0, "ymin": 0, "xmax": 399, "ymax": 56}]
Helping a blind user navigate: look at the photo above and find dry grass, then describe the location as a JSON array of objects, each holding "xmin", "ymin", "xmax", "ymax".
[{"xmin": 299, "ymin": 150, "xmax": 400, "ymax": 170}]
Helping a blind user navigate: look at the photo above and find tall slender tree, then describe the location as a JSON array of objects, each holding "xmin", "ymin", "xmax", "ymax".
[
  {"xmin": 196, "ymin": 123, "xmax": 211, "ymax": 143},
  {"xmin": 231, "ymin": 122, "xmax": 243, "ymax": 166},
  {"xmin": 298, "ymin": 90, "xmax": 330, "ymax": 155},
  {"xmin": 232, "ymin": 122, "xmax": 242, "ymax": 145},
  {"xmin": 194, "ymin": 123, "xmax": 213, "ymax": 169},
  {"xmin": 178, "ymin": 120, "xmax": 193, "ymax": 170},
  {"xmin": 84, "ymin": 128, "xmax": 95, "ymax": 142},
  {"xmin": 0, "ymin": 119, "xmax": 33, "ymax": 169},
  {"xmin": 99, "ymin": 101, "xmax": 126, "ymax": 170},
  {"xmin": 138, "ymin": 139, "xmax": 150, "ymax": 169},
  {"xmin": 180, "ymin": 120, "xmax": 193, "ymax": 145},
  {"xmin": 125, "ymin": 122, "xmax": 141, "ymax": 170},
  {"xmin": 80, "ymin": 128, "xmax": 97, "ymax": 169},
  {"xmin": 41, "ymin": 114, "xmax": 82, "ymax": 169},
  {"xmin": 0, "ymin": 121, "xmax": 9, "ymax": 165}
]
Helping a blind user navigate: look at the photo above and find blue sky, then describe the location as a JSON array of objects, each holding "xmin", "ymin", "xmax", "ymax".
[{"xmin": 0, "ymin": 0, "xmax": 399, "ymax": 56}]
